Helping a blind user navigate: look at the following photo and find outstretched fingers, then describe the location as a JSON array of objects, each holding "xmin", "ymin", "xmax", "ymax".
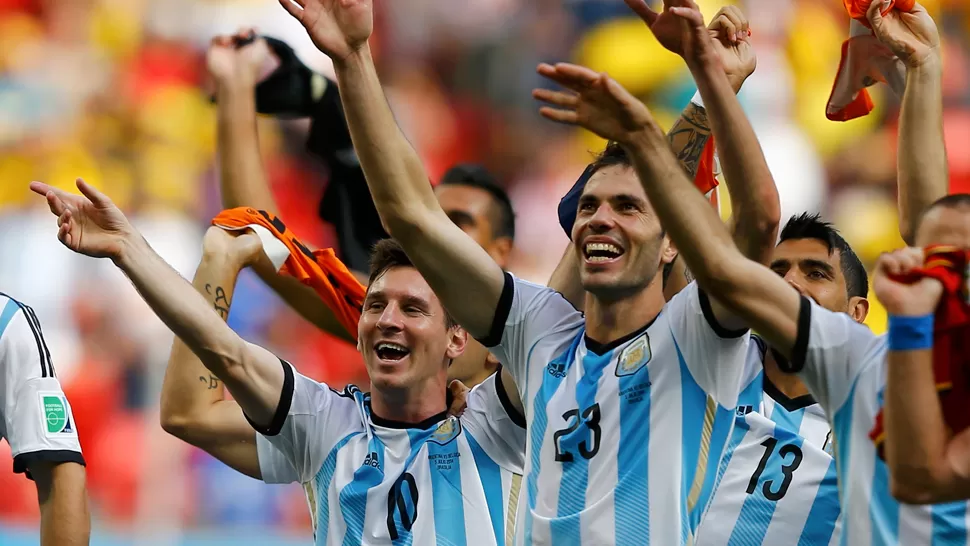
[
  {"xmin": 537, "ymin": 63, "xmax": 601, "ymax": 91},
  {"xmin": 623, "ymin": 0, "xmax": 659, "ymax": 25},
  {"xmin": 279, "ymin": 0, "xmax": 304, "ymax": 20},
  {"xmin": 75, "ymin": 179, "xmax": 113, "ymax": 208},
  {"xmin": 532, "ymin": 88, "xmax": 579, "ymax": 110}
]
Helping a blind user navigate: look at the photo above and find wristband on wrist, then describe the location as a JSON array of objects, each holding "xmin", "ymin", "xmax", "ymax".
[{"xmin": 887, "ymin": 313, "xmax": 934, "ymax": 351}]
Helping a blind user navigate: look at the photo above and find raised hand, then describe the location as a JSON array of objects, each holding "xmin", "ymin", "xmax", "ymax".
[
  {"xmin": 867, "ymin": 1, "xmax": 941, "ymax": 68},
  {"xmin": 29, "ymin": 179, "xmax": 134, "ymax": 260},
  {"xmin": 707, "ymin": 6, "xmax": 757, "ymax": 92},
  {"xmin": 872, "ymin": 247, "xmax": 943, "ymax": 316},
  {"xmin": 207, "ymin": 30, "xmax": 274, "ymax": 87},
  {"xmin": 533, "ymin": 63, "xmax": 655, "ymax": 145},
  {"xmin": 279, "ymin": 0, "xmax": 373, "ymax": 63},
  {"xmin": 623, "ymin": 0, "xmax": 717, "ymax": 66}
]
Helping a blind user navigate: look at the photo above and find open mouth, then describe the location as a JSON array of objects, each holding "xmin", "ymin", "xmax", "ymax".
[
  {"xmin": 583, "ymin": 242, "xmax": 624, "ymax": 263},
  {"xmin": 375, "ymin": 342, "xmax": 410, "ymax": 362}
]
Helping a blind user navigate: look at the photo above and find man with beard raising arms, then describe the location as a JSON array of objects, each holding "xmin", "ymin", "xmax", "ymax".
[{"xmin": 279, "ymin": 0, "xmax": 779, "ymax": 543}]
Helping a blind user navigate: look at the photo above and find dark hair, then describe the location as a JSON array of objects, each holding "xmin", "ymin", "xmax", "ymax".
[
  {"xmin": 368, "ymin": 239, "xmax": 457, "ymax": 328},
  {"xmin": 927, "ymin": 193, "xmax": 970, "ymax": 212},
  {"xmin": 778, "ymin": 213, "xmax": 868, "ymax": 299},
  {"xmin": 588, "ymin": 141, "xmax": 632, "ymax": 176},
  {"xmin": 441, "ymin": 164, "xmax": 516, "ymax": 241}
]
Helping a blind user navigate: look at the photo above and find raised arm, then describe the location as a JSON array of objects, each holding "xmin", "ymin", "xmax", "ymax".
[
  {"xmin": 869, "ymin": 248, "xmax": 968, "ymax": 503},
  {"xmin": 866, "ymin": 3, "xmax": 947, "ymax": 244},
  {"xmin": 532, "ymin": 9, "xmax": 803, "ymax": 359},
  {"xmin": 280, "ymin": 0, "xmax": 504, "ymax": 339},
  {"xmin": 159, "ymin": 228, "xmax": 268, "ymax": 479},
  {"xmin": 209, "ymin": 31, "xmax": 356, "ymax": 343},
  {"xmin": 625, "ymin": 0, "xmax": 780, "ymax": 326},
  {"xmin": 30, "ymin": 179, "xmax": 287, "ymax": 431}
]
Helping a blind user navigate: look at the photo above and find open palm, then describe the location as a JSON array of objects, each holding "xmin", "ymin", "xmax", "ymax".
[
  {"xmin": 533, "ymin": 63, "xmax": 655, "ymax": 145},
  {"xmin": 279, "ymin": 0, "xmax": 373, "ymax": 62},
  {"xmin": 868, "ymin": 1, "xmax": 940, "ymax": 67},
  {"xmin": 29, "ymin": 179, "xmax": 133, "ymax": 260},
  {"xmin": 624, "ymin": 0, "xmax": 714, "ymax": 64}
]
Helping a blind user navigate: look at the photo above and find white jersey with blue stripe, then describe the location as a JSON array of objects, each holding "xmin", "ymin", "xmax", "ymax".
[
  {"xmin": 483, "ymin": 275, "xmax": 751, "ymax": 545},
  {"xmin": 255, "ymin": 362, "xmax": 526, "ymax": 545},
  {"xmin": 792, "ymin": 297, "xmax": 970, "ymax": 545},
  {"xmin": 696, "ymin": 337, "xmax": 841, "ymax": 546}
]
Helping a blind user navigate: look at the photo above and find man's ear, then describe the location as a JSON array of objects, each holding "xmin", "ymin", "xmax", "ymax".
[
  {"xmin": 445, "ymin": 326, "xmax": 468, "ymax": 360},
  {"xmin": 848, "ymin": 296, "xmax": 870, "ymax": 324},
  {"xmin": 661, "ymin": 234, "xmax": 679, "ymax": 266},
  {"xmin": 487, "ymin": 237, "xmax": 513, "ymax": 270}
]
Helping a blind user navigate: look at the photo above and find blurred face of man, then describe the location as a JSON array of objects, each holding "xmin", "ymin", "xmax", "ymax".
[
  {"xmin": 770, "ymin": 238, "xmax": 867, "ymax": 323},
  {"xmin": 915, "ymin": 203, "xmax": 970, "ymax": 248},
  {"xmin": 434, "ymin": 184, "xmax": 512, "ymax": 269},
  {"xmin": 358, "ymin": 266, "xmax": 466, "ymax": 392},
  {"xmin": 571, "ymin": 165, "xmax": 675, "ymax": 302}
]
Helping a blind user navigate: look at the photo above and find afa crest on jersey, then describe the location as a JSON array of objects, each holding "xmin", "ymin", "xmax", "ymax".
[
  {"xmin": 431, "ymin": 418, "xmax": 461, "ymax": 445},
  {"xmin": 616, "ymin": 333, "xmax": 651, "ymax": 377}
]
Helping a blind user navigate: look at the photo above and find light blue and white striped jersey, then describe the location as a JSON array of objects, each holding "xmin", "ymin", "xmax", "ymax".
[
  {"xmin": 696, "ymin": 337, "xmax": 841, "ymax": 546},
  {"xmin": 255, "ymin": 362, "xmax": 526, "ymax": 545},
  {"xmin": 483, "ymin": 275, "xmax": 751, "ymax": 545},
  {"xmin": 792, "ymin": 297, "xmax": 970, "ymax": 545}
]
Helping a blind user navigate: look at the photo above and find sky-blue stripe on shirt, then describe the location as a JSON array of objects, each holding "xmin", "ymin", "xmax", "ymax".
[
  {"xmin": 427, "ymin": 432, "xmax": 466, "ymax": 546},
  {"xmin": 466, "ymin": 432, "xmax": 505, "ymax": 544},
  {"xmin": 796, "ymin": 458, "xmax": 840, "ymax": 546},
  {"xmin": 551, "ymin": 348, "xmax": 608, "ymax": 543},
  {"xmin": 615, "ymin": 347, "xmax": 652, "ymax": 544},
  {"xmin": 340, "ymin": 434, "xmax": 387, "ymax": 546},
  {"xmin": 524, "ymin": 335, "xmax": 580, "ymax": 543},
  {"xmin": 315, "ymin": 432, "xmax": 362, "ymax": 545}
]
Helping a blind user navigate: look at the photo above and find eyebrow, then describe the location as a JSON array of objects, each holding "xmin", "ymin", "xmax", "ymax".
[
  {"xmin": 445, "ymin": 210, "xmax": 476, "ymax": 227},
  {"xmin": 770, "ymin": 258, "xmax": 836, "ymax": 276},
  {"xmin": 363, "ymin": 290, "xmax": 430, "ymax": 309}
]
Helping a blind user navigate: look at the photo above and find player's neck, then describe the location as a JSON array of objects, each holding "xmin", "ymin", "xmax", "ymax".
[
  {"xmin": 370, "ymin": 376, "xmax": 449, "ymax": 427},
  {"xmin": 583, "ymin": 281, "xmax": 664, "ymax": 345},
  {"xmin": 763, "ymin": 350, "xmax": 811, "ymax": 400}
]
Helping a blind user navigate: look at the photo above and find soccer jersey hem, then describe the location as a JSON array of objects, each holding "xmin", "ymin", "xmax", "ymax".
[
  {"xmin": 245, "ymin": 358, "xmax": 294, "ymax": 436},
  {"xmin": 781, "ymin": 296, "xmax": 812, "ymax": 374},
  {"xmin": 698, "ymin": 288, "xmax": 748, "ymax": 338},
  {"xmin": 479, "ymin": 272, "xmax": 515, "ymax": 348},
  {"xmin": 494, "ymin": 365, "xmax": 526, "ymax": 428},
  {"xmin": 13, "ymin": 449, "xmax": 86, "ymax": 481}
]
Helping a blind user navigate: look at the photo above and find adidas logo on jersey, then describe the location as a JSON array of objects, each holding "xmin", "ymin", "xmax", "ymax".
[
  {"xmin": 736, "ymin": 405, "xmax": 754, "ymax": 417},
  {"xmin": 363, "ymin": 451, "xmax": 380, "ymax": 468},
  {"xmin": 547, "ymin": 361, "xmax": 567, "ymax": 378}
]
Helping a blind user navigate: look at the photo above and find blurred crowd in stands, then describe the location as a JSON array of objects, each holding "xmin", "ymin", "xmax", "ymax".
[{"xmin": 0, "ymin": 0, "xmax": 968, "ymax": 540}]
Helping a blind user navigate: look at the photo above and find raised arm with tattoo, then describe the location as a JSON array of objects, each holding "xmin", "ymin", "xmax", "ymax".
[
  {"xmin": 160, "ymin": 228, "xmax": 268, "ymax": 479},
  {"xmin": 30, "ymin": 179, "xmax": 288, "ymax": 432},
  {"xmin": 210, "ymin": 31, "xmax": 357, "ymax": 343}
]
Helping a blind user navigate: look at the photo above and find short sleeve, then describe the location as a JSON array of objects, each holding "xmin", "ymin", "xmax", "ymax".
[
  {"xmin": 479, "ymin": 273, "xmax": 584, "ymax": 385},
  {"xmin": 252, "ymin": 361, "xmax": 363, "ymax": 484},
  {"xmin": 786, "ymin": 297, "xmax": 884, "ymax": 414},
  {"xmin": 665, "ymin": 283, "xmax": 751, "ymax": 407},
  {"xmin": 0, "ymin": 298, "xmax": 84, "ymax": 478},
  {"xmin": 460, "ymin": 368, "xmax": 526, "ymax": 474}
]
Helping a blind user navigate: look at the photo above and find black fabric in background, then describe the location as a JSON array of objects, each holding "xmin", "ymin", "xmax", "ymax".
[{"xmin": 307, "ymin": 81, "xmax": 388, "ymax": 273}]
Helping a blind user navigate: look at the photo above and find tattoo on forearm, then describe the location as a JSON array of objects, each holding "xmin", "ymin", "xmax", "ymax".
[
  {"xmin": 199, "ymin": 283, "xmax": 230, "ymax": 390},
  {"xmin": 199, "ymin": 374, "xmax": 220, "ymax": 389},
  {"xmin": 668, "ymin": 105, "xmax": 712, "ymax": 178},
  {"xmin": 204, "ymin": 284, "xmax": 231, "ymax": 320}
]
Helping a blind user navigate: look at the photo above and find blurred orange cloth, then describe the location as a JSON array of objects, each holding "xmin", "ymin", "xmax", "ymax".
[
  {"xmin": 844, "ymin": 0, "xmax": 915, "ymax": 28},
  {"xmin": 212, "ymin": 208, "xmax": 366, "ymax": 339},
  {"xmin": 827, "ymin": 0, "xmax": 912, "ymax": 121}
]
